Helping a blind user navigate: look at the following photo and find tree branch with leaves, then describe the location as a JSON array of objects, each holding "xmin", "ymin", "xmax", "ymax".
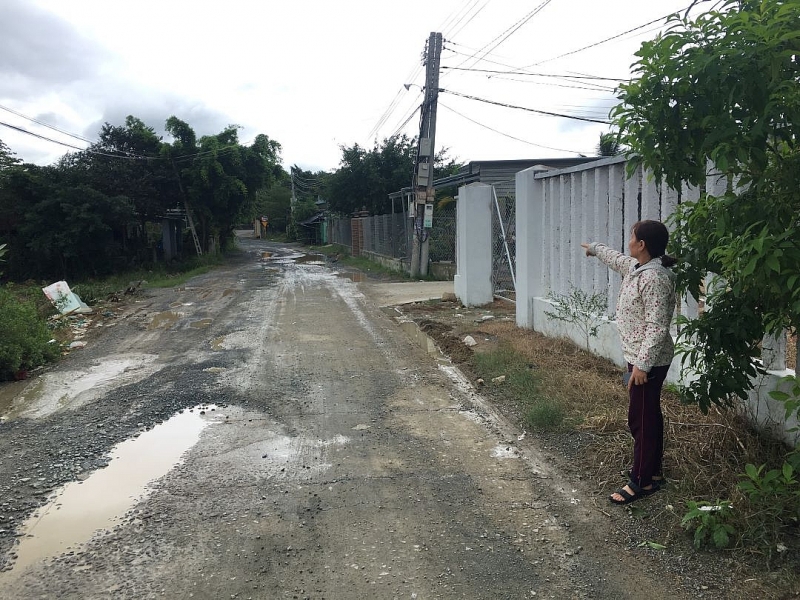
[{"xmin": 613, "ymin": 0, "xmax": 800, "ymax": 414}]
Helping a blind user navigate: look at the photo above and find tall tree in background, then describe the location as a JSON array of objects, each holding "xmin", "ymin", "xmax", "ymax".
[
  {"xmin": 0, "ymin": 138, "xmax": 21, "ymax": 173},
  {"xmin": 0, "ymin": 116, "xmax": 282, "ymax": 279},
  {"xmin": 327, "ymin": 135, "xmax": 459, "ymax": 215},
  {"xmin": 597, "ymin": 131, "xmax": 622, "ymax": 157},
  {"xmin": 165, "ymin": 119, "xmax": 282, "ymax": 251},
  {"xmin": 613, "ymin": 0, "xmax": 800, "ymax": 413}
]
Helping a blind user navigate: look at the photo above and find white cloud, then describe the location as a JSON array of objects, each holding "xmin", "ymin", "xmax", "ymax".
[{"xmin": 1, "ymin": 0, "xmax": 694, "ymax": 170}]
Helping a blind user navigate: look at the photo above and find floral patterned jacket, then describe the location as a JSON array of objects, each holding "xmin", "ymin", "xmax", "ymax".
[{"xmin": 588, "ymin": 243, "xmax": 677, "ymax": 372}]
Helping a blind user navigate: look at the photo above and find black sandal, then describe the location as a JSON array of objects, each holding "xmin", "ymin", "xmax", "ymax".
[{"xmin": 609, "ymin": 480, "xmax": 660, "ymax": 505}]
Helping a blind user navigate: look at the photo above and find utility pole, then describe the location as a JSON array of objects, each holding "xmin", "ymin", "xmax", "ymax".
[{"xmin": 410, "ymin": 32, "xmax": 442, "ymax": 278}]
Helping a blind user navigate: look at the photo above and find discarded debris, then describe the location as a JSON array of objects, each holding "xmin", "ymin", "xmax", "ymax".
[
  {"xmin": 442, "ymin": 292, "xmax": 457, "ymax": 302},
  {"xmin": 42, "ymin": 281, "xmax": 92, "ymax": 316},
  {"xmin": 68, "ymin": 341, "xmax": 87, "ymax": 350},
  {"xmin": 463, "ymin": 336, "xmax": 477, "ymax": 347},
  {"xmin": 492, "ymin": 375, "xmax": 506, "ymax": 385}
]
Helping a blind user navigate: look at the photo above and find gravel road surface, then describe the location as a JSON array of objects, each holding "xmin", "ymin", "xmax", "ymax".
[{"xmin": 0, "ymin": 235, "xmax": 690, "ymax": 599}]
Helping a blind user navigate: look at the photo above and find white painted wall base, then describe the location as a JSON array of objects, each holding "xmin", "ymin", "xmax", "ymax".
[{"xmin": 529, "ymin": 295, "xmax": 799, "ymax": 445}]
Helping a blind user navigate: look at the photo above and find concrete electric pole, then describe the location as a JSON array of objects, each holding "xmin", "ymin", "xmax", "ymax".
[{"xmin": 410, "ymin": 32, "xmax": 442, "ymax": 278}]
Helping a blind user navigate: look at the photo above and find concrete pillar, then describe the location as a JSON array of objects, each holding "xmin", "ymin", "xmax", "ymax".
[
  {"xmin": 454, "ymin": 183, "xmax": 493, "ymax": 307},
  {"xmin": 162, "ymin": 219, "xmax": 177, "ymax": 261},
  {"xmin": 515, "ymin": 168, "xmax": 549, "ymax": 328}
]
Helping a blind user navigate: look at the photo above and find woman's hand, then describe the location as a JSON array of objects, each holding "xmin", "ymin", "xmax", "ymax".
[
  {"xmin": 628, "ymin": 366, "xmax": 649, "ymax": 389},
  {"xmin": 580, "ymin": 243, "xmax": 591, "ymax": 256}
]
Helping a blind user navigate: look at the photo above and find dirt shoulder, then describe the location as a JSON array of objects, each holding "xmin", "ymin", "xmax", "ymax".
[{"xmin": 392, "ymin": 296, "xmax": 800, "ymax": 600}]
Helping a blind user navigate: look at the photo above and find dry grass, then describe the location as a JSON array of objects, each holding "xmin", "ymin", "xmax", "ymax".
[{"xmin": 476, "ymin": 321, "xmax": 796, "ymax": 542}]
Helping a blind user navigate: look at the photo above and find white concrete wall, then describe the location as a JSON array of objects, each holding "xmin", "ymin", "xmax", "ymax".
[
  {"xmin": 514, "ymin": 157, "xmax": 798, "ymax": 445},
  {"xmin": 454, "ymin": 183, "xmax": 493, "ymax": 307}
]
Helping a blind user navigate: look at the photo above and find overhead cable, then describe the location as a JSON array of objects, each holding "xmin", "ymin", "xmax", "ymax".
[
  {"xmin": 522, "ymin": 5, "xmax": 692, "ymax": 68},
  {"xmin": 439, "ymin": 89, "xmax": 612, "ymax": 124},
  {"xmin": 0, "ymin": 104, "xmax": 95, "ymax": 145},
  {"xmin": 441, "ymin": 66, "xmax": 626, "ymax": 81},
  {"xmin": 439, "ymin": 102, "xmax": 587, "ymax": 154},
  {"xmin": 451, "ymin": 0, "xmax": 554, "ymax": 70}
]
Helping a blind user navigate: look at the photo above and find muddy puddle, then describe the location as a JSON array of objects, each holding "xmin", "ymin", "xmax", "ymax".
[
  {"xmin": 148, "ymin": 311, "xmax": 182, "ymax": 330},
  {"xmin": 190, "ymin": 318, "xmax": 213, "ymax": 329},
  {"xmin": 0, "ymin": 356, "xmax": 161, "ymax": 421},
  {"xmin": 293, "ymin": 253, "xmax": 325, "ymax": 263},
  {"xmin": 337, "ymin": 272, "xmax": 366, "ymax": 283},
  {"xmin": 0, "ymin": 405, "xmax": 222, "ymax": 579}
]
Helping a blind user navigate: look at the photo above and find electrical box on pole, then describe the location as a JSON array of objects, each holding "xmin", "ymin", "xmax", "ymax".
[{"xmin": 410, "ymin": 32, "xmax": 442, "ymax": 278}]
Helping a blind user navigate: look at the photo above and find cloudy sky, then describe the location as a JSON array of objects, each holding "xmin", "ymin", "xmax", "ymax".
[{"xmin": 1, "ymin": 0, "xmax": 697, "ymax": 172}]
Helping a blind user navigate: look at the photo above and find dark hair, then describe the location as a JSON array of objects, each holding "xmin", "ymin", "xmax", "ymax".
[{"xmin": 632, "ymin": 220, "xmax": 677, "ymax": 268}]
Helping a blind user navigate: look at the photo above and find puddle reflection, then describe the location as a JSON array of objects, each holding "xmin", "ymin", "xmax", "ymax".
[{"xmin": 1, "ymin": 406, "xmax": 221, "ymax": 578}]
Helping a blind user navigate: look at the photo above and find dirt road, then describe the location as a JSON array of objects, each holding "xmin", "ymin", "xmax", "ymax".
[{"xmin": 0, "ymin": 235, "xmax": 690, "ymax": 599}]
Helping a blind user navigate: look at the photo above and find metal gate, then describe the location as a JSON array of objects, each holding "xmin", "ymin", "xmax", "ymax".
[{"xmin": 491, "ymin": 186, "xmax": 516, "ymax": 302}]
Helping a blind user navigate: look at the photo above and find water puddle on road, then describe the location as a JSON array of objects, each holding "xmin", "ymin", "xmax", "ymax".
[
  {"xmin": 190, "ymin": 318, "xmax": 213, "ymax": 329},
  {"xmin": 0, "ymin": 356, "xmax": 161, "ymax": 421},
  {"xmin": 294, "ymin": 253, "xmax": 325, "ymax": 264},
  {"xmin": 1, "ymin": 406, "xmax": 221, "ymax": 578},
  {"xmin": 337, "ymin": 272, "xmax": 366, "ymax": 283},
  {"xmin": 147, "ymin": 311, "xmax": 182, "ymax": 330}
]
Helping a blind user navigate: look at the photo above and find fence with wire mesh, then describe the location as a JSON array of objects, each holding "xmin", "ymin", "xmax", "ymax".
[
  {"xmin": 327, "ymin": 217, "xmax": 352, "ymax": 251},
  {"xmin": 491, "ymin": 190, "xmax": 516, "ymax": 300},
  {"xmin": 326, "ymin": 208, "xmax": 458, "ymax": 266}
]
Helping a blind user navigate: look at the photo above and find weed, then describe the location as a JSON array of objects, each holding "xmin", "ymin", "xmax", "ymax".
[
  {"xmin": 737, "ymin": 457, "xmax": 800, "ymax": 557},
  {"xmin": 0, "ymin": 286, "xmax": 61, "ymax": 379},
  {"xmin": 545, "ymin": 285, "xmax": 609, "ymax": 350},
  {"xmin": 526, "ymin": 401, "xmax": 565, "ymax": 430},
  {"xmin": 681, "ymin": 500, "xmax": 736, "ymax": 549}
]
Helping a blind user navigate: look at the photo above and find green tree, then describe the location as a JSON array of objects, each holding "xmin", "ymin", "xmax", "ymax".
[
  {"xmin": 597, "ymin": 131, "xmax": 622, "ymax": 157},
  {"xmin": 165, "ymin": 119, "xmax": 281, "ymax": 251},
  {"xmin": 327, "ymin": 135, "xmax": 458, "ymax": 216},
  {"xmin": 613, "ymin": 0, "xmax": 800, "ymax": 413},
  {"xmin": 0, "ymin": 138, "xmax": 21, "ymax": 173}
]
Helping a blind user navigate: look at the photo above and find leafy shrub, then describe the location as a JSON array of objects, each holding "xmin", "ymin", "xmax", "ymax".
[
  {"xmin": 737, "ymin": 458, "xmax": 800, "ymax": 555},
  {"xmin": 681, "ymin": 500, "xmax": 736, "ymax": 549},
  {"xmin": 0, "ymin": 287, "xmax": 60, "ymax": 379}
]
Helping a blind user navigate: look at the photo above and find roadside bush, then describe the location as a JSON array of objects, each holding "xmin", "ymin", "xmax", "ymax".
[
  {"xmin": 737, "ymin": 456, "xmax": 800, "ymax": 558},
  {"xmin": 0, "ymin": 286, "xmax": 60, "ymax": 379}
]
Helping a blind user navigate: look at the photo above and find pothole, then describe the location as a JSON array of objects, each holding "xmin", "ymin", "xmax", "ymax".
[
  {"xmin": 147, "ymin": 311, "xmax": 182, "ymax": 330},
  {"xmin": 0, "ymin": 405, "xmax": 222, "ymax": 579},
  {"xmin": 190, "ymin": 318, "xmax": 213, "ymax": 329},
  {"xmin": 337, "ymin": 272, "xmax": 366, "ymax": 282},
  {"xmin": 294, "ymin": 253, "xmax": 325, "ymax": 264}
]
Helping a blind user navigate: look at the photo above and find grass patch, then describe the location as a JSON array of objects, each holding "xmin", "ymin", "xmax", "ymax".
[
  {"xmin": 69, "ymin": 254, "xmax": 226, "ymax": 302},
  {"xmin": 472, "ymin": 343, "xmax": 563, "ymax": 430},
  {"xmin": 308, "ymin": 245, "xmax": 411, "ymax": 280},
  {"xmin": 468, "ymin": 320, "xmax": 800, "ymax": 586}
]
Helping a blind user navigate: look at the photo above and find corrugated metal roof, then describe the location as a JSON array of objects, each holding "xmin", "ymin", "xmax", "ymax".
[{"xmin": 389, "ymin": 157, "xmax": 602, "ymax": 199}]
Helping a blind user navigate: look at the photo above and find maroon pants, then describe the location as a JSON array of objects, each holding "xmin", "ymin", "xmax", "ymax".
[{"xmin": 627, "ymin": 363, "xmax": 670, "ymax": 488}]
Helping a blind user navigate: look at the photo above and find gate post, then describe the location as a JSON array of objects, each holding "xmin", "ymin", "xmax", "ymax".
[
  {"xmin": 515, "ymin": 167, "xmax": 549, "ymax": 328},
  {"xmin": 454, "ymin": 183, "xmax": 493, "ymax": 306}
]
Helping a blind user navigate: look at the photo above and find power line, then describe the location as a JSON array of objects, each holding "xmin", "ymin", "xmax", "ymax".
[
  {"xmin": 0, "ymin": 120, "xmax": 156, "ymax": 160},
  {"xmin": 444, "ymin": 0, "xmax": 491, "ymax": 39},
  {"xmin": 442, "ymin": 46, "xmax": 618, "ymax": 91},
  {"xmin": 388, "ymin": 96, "xmax": 423, "ymax": 139},
  {"xmin": 0, "ymin": 104, "xmax": 95, "ymax": 145},
  {"xmin": 439, "ymin": 102, "xmax": 588, "ymax": 154},
  {"xmin": 441, "ymin": 66, "xmax": 626, "ymax": 81},
  {"xmin": 439, "ymin": 89, "xmax": 612, "ymax": 124},
  {"xmin": 450, "ymin": 0, "xmax": 554, "ymax": 71},
  {"xmin": 522, "ymin": 5, "xmax": 692, "ymax": 68}
]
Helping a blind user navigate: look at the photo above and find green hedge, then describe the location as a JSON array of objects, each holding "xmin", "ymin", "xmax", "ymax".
[{"xmin": 0, "ymin": 287, "xmax": 60, "ymax": 380}]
